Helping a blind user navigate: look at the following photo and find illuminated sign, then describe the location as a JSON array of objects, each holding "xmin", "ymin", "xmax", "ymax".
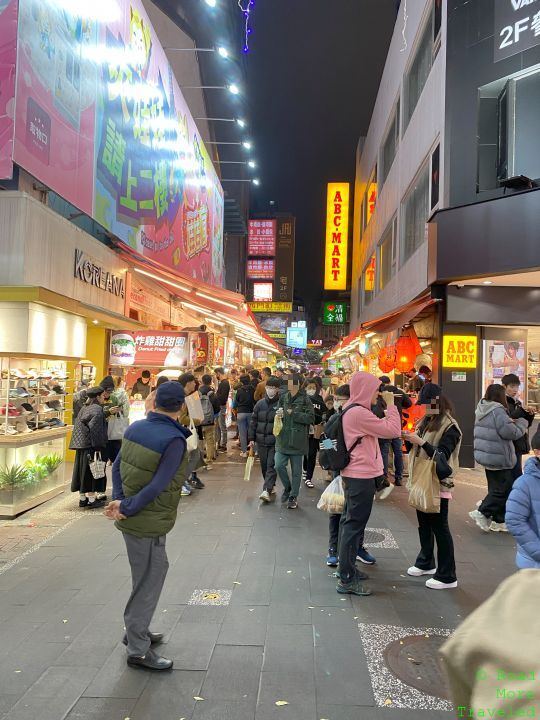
[
  {"xmin": 323, "ymin": 302, "xmax": 347, "ymax": 325},
  {"xmin": 324, "ymin": 183, "xmax": 349, "ymax": 291},
  {"xmin": 252, "ymin": 282, "xmax": 274, "ymax": 301},
  {"xmin": 366, "ymin": 182, "xmax": 378, "ymax": 223},
  {"xmin": 248, "ymin": 302, "xmax": 292, "ymax": 313},
  {"xmin": 248, "ymin": 220, "xmax": 276, "ymax": 256},
  {"xmin": 286, "ymin": 327, "xmax": 308, "ymax": 350},
  {"xmin": 364, "ymin": 255, "xmax": 376, "ymax": 292},
  {"xmin": 442, "ymin": 336, "xmax": 478, "ymax": 369},
  {"xmin": 247, "ymin": 259, "xmax": 275, "ymax": 280}
]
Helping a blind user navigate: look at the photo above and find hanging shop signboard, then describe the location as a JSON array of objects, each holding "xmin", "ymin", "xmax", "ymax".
[
  {"xmin": 248, "ymin": 301, "xmax": 293, "ymax": 313},
  {"xmin": 274, "ymin": 217, "xmax": 295, "ymax": 302},
  {"xmin": 110, "ymin": 330, "xmax": 189, "ymax": 367},
  {"xmin": 248, "ymin": 219, "xmax": 276, "ymax": 256},
  {"xmin": 442, "ymin": 335, "xmax": 478, "ymax": 369},
  {"xmin": 247, "ymin": 259, "xmax": 275, "ymax": 280},
  {"xmin": 12, "ymin": 0, "xmax": 224, "ymax": 286},
  {"xmin": 324, "ymin": 183, "xmax": 349, "ymax": 291},
  {"xmin": 323, "ymin": 302, "xmax": 347, "ymax": 325},
  {"xmin": 494, "ymin": 0, "xmax": 540, "ymax": 61}
]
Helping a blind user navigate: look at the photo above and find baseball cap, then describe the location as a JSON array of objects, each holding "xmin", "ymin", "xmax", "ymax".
[{"xmin": 155, "ymin": 381, "xmax": 185, "ymax": 412}]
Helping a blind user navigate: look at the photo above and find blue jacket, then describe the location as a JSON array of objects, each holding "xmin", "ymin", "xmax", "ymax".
[{"xmin": 505, "ymin": 457, "xmax": 540, "ymax": 568}]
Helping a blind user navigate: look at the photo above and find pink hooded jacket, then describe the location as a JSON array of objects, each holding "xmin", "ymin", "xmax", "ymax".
[{"xmin": 342, "ymin": 372, "xmax": 402, "ymax": 479}]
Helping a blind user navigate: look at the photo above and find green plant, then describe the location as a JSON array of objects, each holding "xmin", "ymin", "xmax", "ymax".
[
  {"xmin": 0, "ymin": 464, "xmax": 33, "ymax": 489},
  {"xmin": 23, "ymin": 459, "xmax": 49, "ymax": 483},
  {"xmin": 38, "ymin": 453, "xmax": 63, "ymax": 475}
]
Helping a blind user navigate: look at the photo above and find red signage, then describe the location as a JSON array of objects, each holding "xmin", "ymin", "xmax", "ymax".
[
  {"xmin": 110, "ymin": 331, "xmax": 189, "ymax": 368},
  {"xmin": 247, "ymin": 258, "xmax": 275, "ymax": 280},
  {"xmin": 248, "ymin": 219, "xmax": 276, "ymax": 256}
]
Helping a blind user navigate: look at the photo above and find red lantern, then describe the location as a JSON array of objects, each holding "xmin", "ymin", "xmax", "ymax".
[
  {"xmin": 378, "ymin": 345, "xmax": 396, "ymax": 373},
  {"xmin": 395, "ymin": 327, "xmax": 421, "ymax": 373}
]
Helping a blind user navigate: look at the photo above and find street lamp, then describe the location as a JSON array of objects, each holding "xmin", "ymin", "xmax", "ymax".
[
  {"xmin": 180, "ymin": 85, "xmax": 240, "ymax": 95},
  {"xmin": 242, "ymin": 141, "xmax": 252, "ymax": 149},
  {"xmin": 164, "ymin": 46, "xmax": 229, "ymax": 58},
  {"xmin": 194, "ymin": 117, "xmax": 247, "ymax": 127},
  {"xmin": 248, "ymin": 160, "xmax": 256, "ymax": 169},
  {"xmin": 205, "ymin": 0, "xmax": 216, "ymax": 7}
]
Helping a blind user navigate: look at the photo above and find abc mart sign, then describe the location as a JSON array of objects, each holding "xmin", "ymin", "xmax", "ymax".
[{"xmin": 495, "ymin": 0, "xmax": 540, "ymax": 61}]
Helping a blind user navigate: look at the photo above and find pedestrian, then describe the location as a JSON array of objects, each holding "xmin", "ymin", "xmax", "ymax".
[
  {"xmin": 131, "ymin": 370, "xmax": 152, "ymax": 400},
  {"xmin": 404, "ymin": 392, "xmax": 462, "ymax": 590},
  {"xmin": 249, "ymin": 369, "xmax": 261, "ymax": 391},
  {"xmin": 249, "ymin": 377, "xmax": 282, "ymax": 503},
  {"xmin": 234, "ymin": 374, "xmax": 255, "ymax": 457},
  {"xmin": 214, "ymin": 367, "xmax": 230, "ymax": 452},
  {"xmin": 302, "ymin": 378, "xmax": 326, "ymax": 489},
  {"xmin": 336, "ymin": 372, "xmax": 401, "ymax": 597},
  {"xmin": 70, "ymin": 386, "xmax": 108, "ymax": 508},
  {"xmin": 324, "ymin": 395, "xmax": 335, "ymax": 421},
  {"xmin": 470, "ymin": 384, "xmax": 528, "ymax": 532},
  {"xmin": 505, "ymin": 429, "xmax": 540, "ymax": 569},
  {"xmin": 105, "ymin": 381, "xmax": 190, "ymax": 671},
  {"xmin": 178, "ymin": 373, "xmax": 205, "ymax": 491},
  {"xmin": 254, "ymin": 367, "xmax": 272, "ymax": 402},
  {"xmin": 145, "ymin": 376, "xmax": 169, "ymax": 415},
  {"xmin": 502, "ymin": 373, "xmax": 535, "ymax": 481},
  {"xmin": 101, "ymin": 375, "xmax": 129, "ymax": 464},
  {"xmin": 321, "ymin": 369, "xmax": 333, "ymax": 391},
  {"xmin": 274, "ymin": 374, "xmax": 315, "ymax": 509},
  {"xmin": 199, "ymin": 373, "xmax": 220, "ymax": 466},
  {"xmin": 378, "ymin": 375, "xmax": 412, "ymax": 488}
]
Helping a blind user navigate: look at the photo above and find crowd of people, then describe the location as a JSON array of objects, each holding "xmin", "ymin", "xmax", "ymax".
[{"xmin": 67, "ymin": 363, "xmax": 540, "ymax": 675}]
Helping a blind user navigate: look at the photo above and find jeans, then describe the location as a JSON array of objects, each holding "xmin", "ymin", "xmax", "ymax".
[
  {"xmin": 338, "ymin": 477, "xmax": 376, "ymax": 582},
  {"xmin": 258, "ymin": 444, "xmax": 277, "ymax": 492},
  {"xmin": 303, "ymin": 436, "xmax": 319, "ymax": 480},
  {"xmin": 479, "ymin": 469, "xmax": 514, "ymax": 524},
  {"xmin": 218, "ymin": 407, "xmax": 227, "ymax": 447},
  {"xmin": 414, "ymin": 499, "xmax": 456, "ymax": 584},
  {"xmin": 379, "ymin": 437, "xmax": 404, "ymax": 480},
  {"xmin": 237, "ymin": 413, "xmax": 251, "ymax": 453},
  {"xmin": 275, "ymin": 452, "xmax": 303, "ymax": 498}
]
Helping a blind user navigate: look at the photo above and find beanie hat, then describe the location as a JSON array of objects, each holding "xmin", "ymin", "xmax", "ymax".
[
  {"xmin": 155, "ymin": 381, "xmax": 185, "ymax": 412},
  {"xmin": 99, "ymin": 375, "xmax": 115, "ymax": 391}
]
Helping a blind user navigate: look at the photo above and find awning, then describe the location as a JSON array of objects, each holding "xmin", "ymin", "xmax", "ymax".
[{"xmin": 115, "ymin": 245, "xmax": 280, "ymax": 354}]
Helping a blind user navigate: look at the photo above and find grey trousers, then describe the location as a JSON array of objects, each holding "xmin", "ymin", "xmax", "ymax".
[{"xmin": 123, "ymin": 533, "xmax": 169, "ymax": 656}]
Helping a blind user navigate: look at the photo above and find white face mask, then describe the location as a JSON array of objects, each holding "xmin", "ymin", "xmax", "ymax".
[
  {"xmin": 334, "ymin": 399, "xmax": 344, "ymax": 410},
  {"xmin": 306, "ymin": 389, "xmax": 317, "ymax": 397},
  {"xmin": 266, "ymin": 388, "xmax": 278, "ymax": 398}
]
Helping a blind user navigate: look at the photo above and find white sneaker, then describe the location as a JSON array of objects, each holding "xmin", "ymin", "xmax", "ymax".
[
  {"xmin": 378, "ymin": 484, "xmax": 394, "ymax": 501},
  {"xmin": 259, "ymin": 490, "xmax": 271, "ymax": 503},
  {"xmin": 476, "ymin": 499, "xmax": 482, "ymax": 508},
  {"xmin": 407, "ymin": 566, "xmax": 436, "ymax": 577},
  {"xmin": 469, "ymin": 509, "xmax": 491, "ymax": 532},
  {"xmin": 490, "ymin": 521, "xmax": 509, "ymax": 533},
  {"xmin": 240, "ymin": 452, "xmax": 249, "ymax": 458},
  {"xmin": 426, "ymin": 578, "xmax": 458, "ymax": 590}
]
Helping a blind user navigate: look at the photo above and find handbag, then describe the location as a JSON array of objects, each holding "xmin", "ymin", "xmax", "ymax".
[
  {"xmin": 108, "ymin": 412, "xmax": 129, "ymax": 441},
  {"xmin": 244, "ymin": 449, "xmax": 255, "ymax": 482},
  {"xmin": 88, "ymin": 451, "xmax": 106, "ymax": 480},
  {"xmin": 313, "ymin": 423, "xmax": 323, "ymax": 440},
  {"xmin": 407, "ymin": 453, "xmax": 440, "ymax": 513},
  {"xmin": 186, "ymin": 419, "xmax": 199, "ymax": 452},
  {"xmin": 433, "ymin": 449, "xmax": 455, "ymax": 489}
]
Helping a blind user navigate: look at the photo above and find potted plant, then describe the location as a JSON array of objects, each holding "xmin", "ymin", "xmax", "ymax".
[{"xmin": 0, "ymin": 464, "xmax": 32, "ymax": 505}]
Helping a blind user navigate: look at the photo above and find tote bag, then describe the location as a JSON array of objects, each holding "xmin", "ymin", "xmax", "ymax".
[
  {"xmin": 108, "ymin": 412, "xmax": 129, "ymax": 441},
  {"xmin": 88, "ymin": 452, "xmax": 106, "ymax": 480},
  {"xmin": 407, "ymin": 455, "xmax": 440, "ymax": 514}
]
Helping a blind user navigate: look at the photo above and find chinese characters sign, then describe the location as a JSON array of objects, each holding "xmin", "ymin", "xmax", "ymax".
[
  {"xmin": 13, "ymin": 0, "xmax": 224, "ymax": 286},
  {"xmin": 323, "ymin": 302, "xmax": 347, "ymax": 325},
  {"xmin": 442, "ymin": 336, "xmax": 478, "ymax": 369},
  {"xmin": 364, "ymin": 255, "xmax": 376, "ymax": 292},
  {"xmin": 247, "ymin": 259, "xmax": 275, "ymax": 280},
  {"xmin": 252, "ymin": 283, "xmax": 273, "ymax": 301},
  {"xmin": 248, "ymin": 302, "xmax": 292, "ymax": 313},
  {"xmin": 274, "ymin": 217, "xmax": 295, "ymax": 302},
  {"xmin": 110, "ymin": 331, "xmax": 189, "ymax": 367},
  {"xmin": 248, "ymin": 219, "xmax": 276, "ymax": 256},
  {"xmin": 324, "ymin": 183, "xmax": 349, "ymax": 291},
  {"xmin": 0, "ymin": 0, "xmax": 17, "ymax": 180},
  {"xmin": 495, "ymin": 0, "xmax": 540, "ymax": 61}
]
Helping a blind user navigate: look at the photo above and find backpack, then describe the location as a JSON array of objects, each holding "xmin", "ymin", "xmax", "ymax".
[
  {"xmin": 319, "ymin": 403, "xmax": 363, "ymax": 472},
  {"xmin": 200, "ymin": 394, "xmax": 215, "ymax": 426}
]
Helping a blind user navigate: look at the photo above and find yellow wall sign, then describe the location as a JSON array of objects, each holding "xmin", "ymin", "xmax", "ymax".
[
  {"xmin": 324, "ymin": 182, "xmax": 349, "ymax": 291},
  {"xmin": 248, "ymin": 302, "xmax": 292, "ymax": 313},
  {"xmin": 442, "ymin": 336, "xmax": 478, "ymax": 369}
]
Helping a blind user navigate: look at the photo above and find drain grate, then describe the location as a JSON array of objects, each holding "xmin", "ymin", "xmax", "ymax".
[
  {"xmin": 363, "ymin": 530, "xmax": 386, "ymax": 545},
  {"xmin": 383, "ymin": 634, "xmax": 451, "ymax": 700}
]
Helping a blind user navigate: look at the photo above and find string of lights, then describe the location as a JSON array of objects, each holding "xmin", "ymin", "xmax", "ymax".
[{"xmin": 238, "ymin": 0, "xmax": 255, "ymax": 54}]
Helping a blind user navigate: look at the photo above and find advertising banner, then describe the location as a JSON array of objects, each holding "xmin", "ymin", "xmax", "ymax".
[
  {"xmin": 494, "ymin": 0, "xmax": 540, "ymax": 62},
  {"xmin": 256, "ymin": 313, "xmax": 292, "ymax": 337},
  {"xmin": 323, "ymin": 302, "xmax": 347, "ymax": 325},
  {"xmin": 248, "ymin": 219, "xmax": 276, "ymax": 256},
  {"xmin": 13, "ymin": 0, "xmax": 224, "ymax": 286},
  {"xmin": 0, "ymin": 0, "xmax": 17, "ymax": 180},
  {"xmin": 110, "ymin": 330, "xmax": 189, "ymax": 367},
  {"xmin": 482, "ymin": 339, "xmax": 526, "ymax": 398},
  {"xmin": 248, "ymin": 301, "xmax": 292, "ymax": 313},
  {"xmin": 274, "ymin": 217, "xmax": 295, "ymax": 302},
  {"xmin": 324, "ymin": 183, "xmax": 349, "ymax": 291},
  {"xmin": 247, "ymin": 258, "xmax": 275, "ymax": 280}
]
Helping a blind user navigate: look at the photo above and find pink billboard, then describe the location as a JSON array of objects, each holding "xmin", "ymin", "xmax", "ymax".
[
  {"xmin": 0, "ymin": 0, "xmax": 18, "ymax": 180},
  {"xmin": 13, "ymin": 0, "xmax": 224, "ymax": 287}
]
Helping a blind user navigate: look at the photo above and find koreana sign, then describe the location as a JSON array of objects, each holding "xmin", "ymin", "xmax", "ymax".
[
  {"xmin": 324, "ymin": 183, "xmax": 349, "ymax": 291},
  {"xmin": 442, "ymin": 335, "xmax": 478, "ymax": 369},
  {"xmin": 110, "ymin": 330, "xmax": 189, "ymax": 367},
  {"xmin": 323, "ymin": 302, "xmax": 347, "ymax": 325},
  {"xmin": 74, "ymin": 249, "xmax": 125, "ymax": 297},
  {"xmin": 494, "ymin": 0, "xmax": 540, "ymax": 61}
]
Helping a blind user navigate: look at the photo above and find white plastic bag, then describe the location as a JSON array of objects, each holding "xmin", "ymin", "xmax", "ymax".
[
  {"xmin": 186, "ymin": 419, "xmax": 199, "ymax": 452},
  {"xmin": 108, "ymin": 412, "xmax": 129, "ymax": 440},
  {"xmin": 317, "ymin": 475, "xmax": 345, "ymax": 514}
]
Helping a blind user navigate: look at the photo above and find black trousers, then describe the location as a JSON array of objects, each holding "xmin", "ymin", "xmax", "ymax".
[
  {"xmin": 414, "ymin": 499, "xmax": 456, "ymax": 584},
  {"xmin": 338, "ymin": 477, "xmax": 376, "ymax": 582},
  {"xmin": 329, "ymin": 514, "xmax": 340, "ymax": 553},
  {"xmin": 303, "ymin": 436, "xmax": 319, "ymax": 480},
  {"xmin": 479, "ymin": 469, "xmax": 514, "ymax": 524},
  {"xmin": 258, "ymin": 444, "xmax": 277, "ymax": 492},
  {"xmin": 511, "ymin": 454, "xmax": 524, "ymax": 482}
]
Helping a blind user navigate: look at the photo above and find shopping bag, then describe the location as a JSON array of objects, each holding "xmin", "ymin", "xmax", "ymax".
[
  {"xmin": 185, "ymin": 391, "xmax": 205, "ymax": 423},
  {"xmin": 317, "ymin": 475, "xmax": 345, "ymax": 514},
  {"xmin": 313, "ymin": 423, "xmax": 324, "ymax": 440},
  {"xmin": 186, "ymin": 420, "xmax": 199, "ymax": 452},
  {"xmin": 108, "ymin": 412, "xmax": 129, "ymax": 440},
  {"xmin": 407, "ymin": 456, "xmax": 440, "ymax": 513},
  {"xmin": 244, "ymin": 450, "xmax": 255, "ymax": 482},
  {"xmin": 273, "ymin": 413, "xmax": 283, "ymax": 436},
  {"xmin": 88, "ymin": 452, "xmax": 106, "ymax": 480}
]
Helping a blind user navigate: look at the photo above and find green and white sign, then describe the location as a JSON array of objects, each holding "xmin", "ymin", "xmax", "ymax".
[{"xmin": 323, "ymin": 302, "xmax": 347, "ymax": 325}]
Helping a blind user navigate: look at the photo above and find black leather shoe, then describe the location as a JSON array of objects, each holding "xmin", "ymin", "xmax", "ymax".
[
  {"xmin": 122, "ymin": 632, "xmax": 164, "ymax": 646},
  {"xmin": 127, "ymin": 649, "xmax": 173, "ymax": 671}
]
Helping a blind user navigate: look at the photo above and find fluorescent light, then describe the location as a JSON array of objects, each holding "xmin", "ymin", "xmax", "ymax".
[
  {"xmin": 236, "ymin": 118, "xmax": 246, "ymax": 128},
  {"xmin": 134, "ymin": 268, "xmax": 192, "ymax": 293},
  {"xmin": 205, "ymin": 317, "xmax": 226, "ymax": 326},
  {"xmin": 195, "ymin": 291, "xmax": 239, "ymax": 309},
  {"xmin": 242, "ymin": 141, "xmax": 252, "ymax": 149},
  {"xmin": 181, "ymin": 301, "xmax": 210, "ymax": 314},
  {"xmin": 92, "ymin": 319, "xmax": 99, "ymax": 325},
  {"xmin": 365, "ymin": 332, "xmax": 376, "ymax": 338},
  {"xmin": 217, "ymin": 46, "xmax": 229, "ymax": 58},
  {"xmin": 229, "ymin": 84, "xmax": 240, "ymax": 95},
  {"xmin": 483, "ymin": 280, "xmax": 493, "ymax": 285}
]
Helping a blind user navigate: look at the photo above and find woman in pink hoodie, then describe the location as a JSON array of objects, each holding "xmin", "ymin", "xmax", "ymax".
[{"xmin": 337, "ymin": 372, "xmax": 402, "ymax": 597}]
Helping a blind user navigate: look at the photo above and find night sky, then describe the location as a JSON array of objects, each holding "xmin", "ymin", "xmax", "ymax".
[{"xmin": 245, "ymin": 1, "xmax": 398, "ymax": 311}]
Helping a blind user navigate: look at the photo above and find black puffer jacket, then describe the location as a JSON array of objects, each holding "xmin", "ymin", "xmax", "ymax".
[
  {"xmin": 507, "ymin": 395, "xmax": 534, "ymax": 455},
  {"xmin": 235, "ymin": 385, "xmax": 255, "ymax": 414},
  {"xmin": 69, "ymin": 402, "xmax": 107, "ymax": 450},
  {"xmin": 306, "ymin": 392, "xmax": 326, "ymax": 424},
  {"xmin": 248, "ymin": 395, "xmax": 280, "ymax": 447}
]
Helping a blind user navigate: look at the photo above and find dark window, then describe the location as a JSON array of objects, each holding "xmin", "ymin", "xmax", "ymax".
[
  {"xmin": 381, "ymin": 100, "xmax": 400, "ymax": 186},
  {"xmin": 431, "ymin": 144, "xmax": 440, "ymax": 209},
  {"xmin": 497, "ymin": 84, "xmax": 509, "ymax": 182},
  {"xmin": 404, "ymin": 10, "xmax": 434, "ymax": 130},
  {"xmin": 434, "ymin": 0, "xmax": 442, "ymax": 42}
]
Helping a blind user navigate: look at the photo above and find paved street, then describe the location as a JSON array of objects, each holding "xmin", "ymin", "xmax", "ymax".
[{"xmin": 0, "ymin": 452, "xmax": 518, "ymax": 720}]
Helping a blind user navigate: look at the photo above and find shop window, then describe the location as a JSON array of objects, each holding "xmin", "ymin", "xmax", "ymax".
[
  {"xmin": 381, "ymin": 100, "xmax": 400, "ymax": 187},
  {"xmin": 362, "ymin": 254, "xmax": 376, "ymax": 306},
  {"xmin": 379, "ymin": 217, "xmax": 397, "ymax": 290},
  {"xmin": 404, "ymin": 3, "xmax": 439, "ymax": 131},
  {"xmin": 400, "ymin": 162, "xmax": 429, "ymax": 266}
]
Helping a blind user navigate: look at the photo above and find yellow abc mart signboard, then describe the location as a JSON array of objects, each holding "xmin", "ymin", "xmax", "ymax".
[
  {"xmin": 324, "ymin": 183, "xmax": 349, "ymax": 291},
  {"xmin": 248, "ymin": 302, "xmax": 293, "ymax": 313},
  {"xmin": 442, "ymin": 336, "xmax": 478, "ymax": 369}
]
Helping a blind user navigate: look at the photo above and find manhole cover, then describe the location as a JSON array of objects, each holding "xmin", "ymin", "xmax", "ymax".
[
  {"xmin": 383, "ymin": 634, "xmax": 451, "ymax": 700},
  {"xmin": 363, "ymin": 530, "xmax": 386, "ymax": 545},
  {"xmin": 203, "ymin": 593, "xmax": 221, "ymax": 601}
]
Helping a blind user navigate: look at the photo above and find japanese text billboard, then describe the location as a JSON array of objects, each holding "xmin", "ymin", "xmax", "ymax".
[
  {"xmin": 324, "ymin": 183, "xmax": 349, "ymax": 291},
  {"xmin": 0, "ymin": 0, "xmax": 17, "ymax": 180},
  {"xmin": 110, "ymin": 330, "xmax": 189, "ymax": 367},
  {"xmin": 248, "ymin": 219, "xmax": 276, "ymax": 256},
  {"xmin": 13, "ymin": 0, "xmax": 224, "ymax": 286}
]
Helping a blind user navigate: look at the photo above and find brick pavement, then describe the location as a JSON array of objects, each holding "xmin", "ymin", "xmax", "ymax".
[{"xmin": 0, "ymin": 452, "xmax": 521, "ymax": 720}]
